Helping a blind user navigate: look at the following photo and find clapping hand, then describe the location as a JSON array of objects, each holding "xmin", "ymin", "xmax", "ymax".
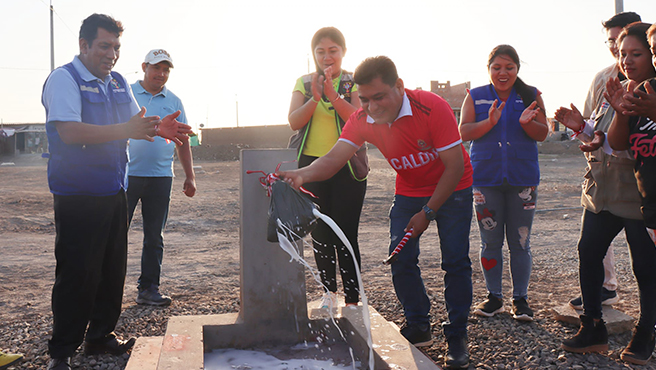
[
  {"xmin": 488, "ymin": 99, "xmax": 505, "ymax": 126},
  {"xmin": 554, "ymin": 104, "xmax": 585, "ymax": 132},
  {"xmin": 579, "ymin": 131, "xmax": 605, "ymax": 152},
  {"xmin": 158, "ymin": 110, "xmax": 193, "ymax": 146},
  {"xmin": 322, "ymin": 66, "xmax": 339, "ymax": 102},
  {"xmin": 603, "ymin": 77, "xmax": 635, "ymax": 113},
  {"xmin": 126, "ymin": 107, "xmax": 159, "ymax": 142},
  {"xmin": 519, "ymin": 101, "xmax": 540, "ymax": 125},
  {"xmin": 311, "ymin": 72, "xmax": 324, "ymax": 102},
  {"xmin": 620, "ymin": 81, "xmax": 656, "ymax": 119}
]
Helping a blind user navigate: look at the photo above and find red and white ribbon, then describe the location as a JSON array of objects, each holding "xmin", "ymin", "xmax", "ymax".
[
  {"xmin": 383, "ymin": 228, "xmax": 413, "ymax": 265},
  {"xmin": 246, "ymin": 161, "xmax": 316, "ymax": 198}
]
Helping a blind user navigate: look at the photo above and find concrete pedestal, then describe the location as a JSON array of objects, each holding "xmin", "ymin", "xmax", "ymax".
[{"xmin": 239, "ymin": 149, "xmax": 307, "ymax": 329}]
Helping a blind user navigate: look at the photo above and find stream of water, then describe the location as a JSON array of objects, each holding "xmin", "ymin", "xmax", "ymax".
[
  {"xmin": 273, "ymin": 210, "xmax": 375, "ymax": 370},
  {"xmin": 205, "ymin": 195, "xmax": 375, "ymax": 370}
]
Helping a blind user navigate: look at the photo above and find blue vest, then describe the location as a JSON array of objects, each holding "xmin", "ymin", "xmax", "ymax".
[
  {"xmin": 468, "ymin": 84, "xmax": 539, "ymax": 187},
  {"xmin": 45, "ymin": 63, "xmax": 134, "ymax": 196}
]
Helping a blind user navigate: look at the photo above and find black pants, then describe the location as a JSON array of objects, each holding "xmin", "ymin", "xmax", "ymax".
[
  {"xmin": 578, "ymin": 209, "xmax": 656, "ymax": 329},
  {"xmin": 300, "ymin": 154, "xmax": 367, "ymax": 304},
  {"xmin": 126, "ymin": 176, "xmax": 173, "ymax": 290},
  {"xmin": 48, "ymin": 190, "xmax": 128, "ymax": 359}
]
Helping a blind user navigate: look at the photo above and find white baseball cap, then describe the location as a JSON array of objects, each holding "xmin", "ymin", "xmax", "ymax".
[{"xmin": 144, "ymin": 49, "xmax": 174, "ymax": 67}]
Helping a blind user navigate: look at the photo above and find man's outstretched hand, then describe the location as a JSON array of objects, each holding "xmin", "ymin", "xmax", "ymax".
[
  {"xmin": 158, "ymin": 110, "xmax": 194, "ymax": 146},
  {"xmin": 579, "ymin": 130, "xmax": 605, "ymax": 152}
]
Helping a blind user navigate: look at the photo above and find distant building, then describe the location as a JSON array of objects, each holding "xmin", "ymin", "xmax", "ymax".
[
  {"xmin": 0, "ymin": 123, "xmax": 47, "ymax": 156},
  {"xmin": 431, "ymin": 80, "xmax": 470, "ymax": 123}
]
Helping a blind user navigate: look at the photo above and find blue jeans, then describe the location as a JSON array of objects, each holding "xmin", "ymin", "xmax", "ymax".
[
  {"xmin": 127, "ymin": 176, "xmax": 172, "ymax": 290},
  {"xmin": 578, "ymin": 209, "xmax": 656, "ymax": 329},
  {"xmin": 389, "ymin": 187, "xmax": 473, "ymax": 339},
  {"xmin": 474, "ymin": 184, "xmax": 537, "ymax": 300}
]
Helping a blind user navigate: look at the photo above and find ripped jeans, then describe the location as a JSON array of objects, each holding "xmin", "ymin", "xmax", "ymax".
[{"xmin": 473, "ymin": 182, "xmax": 537, "ymax": 300}]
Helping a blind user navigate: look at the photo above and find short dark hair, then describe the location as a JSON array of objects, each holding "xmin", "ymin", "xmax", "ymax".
[
  {"xmin": 618, "ymin": 22, "xmax": 652, "ymax": 51},
  {"xmin": 79, "ymin": 13, "xmax": 123, "ymax": 45},
  {"xmin": 602, "ymin": 12, "xmax": 641, "ymax": 29},
  {"xmin": 354, "ymin": 56, "xmax": 398, "ymax": 87}
]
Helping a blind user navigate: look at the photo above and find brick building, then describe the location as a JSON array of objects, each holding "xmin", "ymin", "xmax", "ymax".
[{"xmin": 430, "ymin": 80, "xmax": 471, "ymax": 123}]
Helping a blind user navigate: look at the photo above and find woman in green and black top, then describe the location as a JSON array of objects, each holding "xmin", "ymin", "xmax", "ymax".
[{"xmin": 288, "ymin": 27, "xmax": 368, "ymax": 308}]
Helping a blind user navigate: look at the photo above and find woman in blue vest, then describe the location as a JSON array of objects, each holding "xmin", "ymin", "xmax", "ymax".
[
  {"xmin": 459, "ymin": 45, "xmax": 549, "ymax": 322},
  {"xmin": 287, "ymin": 27, "xmax": 368, "ymax": 308}
]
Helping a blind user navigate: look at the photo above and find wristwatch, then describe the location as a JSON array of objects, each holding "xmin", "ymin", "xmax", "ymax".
[{"xmin": 422, "ymin": 205, "xmax": 437, "ymax": 221}]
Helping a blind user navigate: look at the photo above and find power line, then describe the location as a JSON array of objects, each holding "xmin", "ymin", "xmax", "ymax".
[
  {"xmin": 0, "ymin": 67, "xmax": 50, "ymax": 71},
  {"xmin": 37, "ymin": 0, "xmax": 76, "ymax": 36}
]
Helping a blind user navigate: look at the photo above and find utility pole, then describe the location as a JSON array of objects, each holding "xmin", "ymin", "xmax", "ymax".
[
  {"xmin": 615, "ymin": 0, "xmax": 623, "ymax": 14},
  {"xmin": 235, "ymin": 94, "xmax": 239, "ymax": 127},
  {"xmin": 50, "ymin": 0, "xmax": 55, "ymax": 71}
]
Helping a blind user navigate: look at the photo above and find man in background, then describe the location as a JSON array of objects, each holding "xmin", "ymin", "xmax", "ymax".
[
  {"xmin": 567, "ymin": 11, "xmax": 641, "ymax": 311},
  {"xmin": 128, "ymin": 49, "xmax": 196, "ymax": 306}
]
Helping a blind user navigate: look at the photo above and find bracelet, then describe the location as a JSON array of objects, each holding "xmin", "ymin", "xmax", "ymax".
[
  {"xmin": 155, "ymin": 124, "xmax": 160, "ymax": 135},
  {"xmin": 570, "ymin": 123, "xmax": 585, "ymax": 138},
  {"xmin": 311, "ymin": 97, "xmax": 319, "ymax": 104},
  {"xmin": 329, "ymin": 95, "xmax": 341, "ymax": 104}
]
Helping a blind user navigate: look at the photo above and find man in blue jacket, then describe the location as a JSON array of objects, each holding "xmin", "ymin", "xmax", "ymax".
[{"xmin": 41, "ymin": 14, "xmax": 191, "ymax": 370}]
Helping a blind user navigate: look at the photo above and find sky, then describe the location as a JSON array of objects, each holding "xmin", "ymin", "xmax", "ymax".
[{"xmin": 1, "ymin": 0, "xmax": 654, "ymax": 131}]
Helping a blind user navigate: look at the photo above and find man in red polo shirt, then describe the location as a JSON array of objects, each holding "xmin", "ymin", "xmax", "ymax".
[{"xmin": 279, "ymin": 56, "xmax": 473, "ymax": 370}]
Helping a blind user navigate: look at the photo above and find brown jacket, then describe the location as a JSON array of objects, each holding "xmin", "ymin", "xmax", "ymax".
[{"xmin": 581, "ymin": 144, "xmax": 642, "ymax": 220}]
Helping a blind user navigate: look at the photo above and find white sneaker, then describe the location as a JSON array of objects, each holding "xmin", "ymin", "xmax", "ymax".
[{"xmin": 320, "ymin": 292, "xmax": 339, "ymax": 309}]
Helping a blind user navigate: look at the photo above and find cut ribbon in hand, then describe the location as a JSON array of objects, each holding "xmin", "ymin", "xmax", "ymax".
[{"xmin": 382, "ymin": 228, "xmax": 413, "ymax": 265}]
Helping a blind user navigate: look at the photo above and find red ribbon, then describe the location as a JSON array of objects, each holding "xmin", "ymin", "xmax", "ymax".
[
  {"xmin": 246, "ymin": 161, "xmax": 316, "ymax": 198},
  {"xmin": 383, "ymin": 228, "xmax": 413, "ymax": 265}
]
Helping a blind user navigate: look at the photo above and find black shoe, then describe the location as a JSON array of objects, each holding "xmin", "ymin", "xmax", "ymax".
[
  {"xmin": 512, "ymin": 297, "xmax": 534, "ymax": 322},
  {"xmin": 601, "ymin": 287, "xmax": 619, "ymax": 305},
  {"xmin": 47, "ymin": 357, "xmax": 71, "ymax": 370},
  {"xmin": 621, "ymin": 326, "xmax": 656, "ymax": 365},
  {"xmin": 136, "ymin": 285, "xmax": 172, "ymax": 306},
  {"xmin": 84, "ymin": 336, "xmax": 136, "ymax": 356},
  {"xmin": 445, "ymin": 335, "xmax": 469, "ymax": 369},
  {"xmin": 400, "ymin": 323, "xmax": 433, "ymax": 347},
  {"xmin": 568, "ymin": 296, "xmax": 583, "ymax": 310},
  {"xmin": 569, "ymin": 289, "xmax": 619, "ymax": 310},
  {"xmin": 474, "ymin": 293, "xmax": 503, "ymax": 317},
  {"xmin": 561, "ymin": 315, "xmax": 608, "ymax": 353}
]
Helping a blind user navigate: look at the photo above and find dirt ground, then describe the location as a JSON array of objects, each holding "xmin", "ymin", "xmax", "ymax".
[{"xmin": 0, "ymin": 140, "xmax": 651, "ymax": 369}]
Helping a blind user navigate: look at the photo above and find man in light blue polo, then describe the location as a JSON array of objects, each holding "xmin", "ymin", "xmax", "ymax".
[
  {"xmin": 128, "ymin": 49, "xmax": 196, "ymax": 306},
  {"xmin": 42, "ymin": 14, "xmax": 192, "ymax": 370}
]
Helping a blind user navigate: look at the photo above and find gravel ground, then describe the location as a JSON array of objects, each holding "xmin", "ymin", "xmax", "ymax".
[{"xmin": 1, "ymin": 142, "xmax": 655, "ymax": 369}]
